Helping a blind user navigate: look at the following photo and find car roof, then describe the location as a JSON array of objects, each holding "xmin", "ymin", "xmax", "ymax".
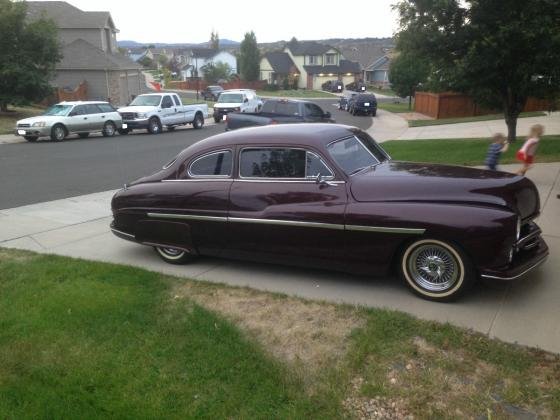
[
  {"xmin": 222, "ymin": 89, "xmax": 255, "ymax": 93},
  {"xmin": 207, "ymin": 85, "xmax": 223, "ymax": 89},
  {"xmin": 180, "ymin": 124, "xmax": 360, "ymax": 158},
  {"xmin": 57, "ymin": 101, "xmax": 109, "ymax": 105}
]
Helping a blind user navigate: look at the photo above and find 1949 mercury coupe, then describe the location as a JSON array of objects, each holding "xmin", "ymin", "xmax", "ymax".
[{"xmin": 110, "ymin": 124, "xmax": 548, "ymax": 301}]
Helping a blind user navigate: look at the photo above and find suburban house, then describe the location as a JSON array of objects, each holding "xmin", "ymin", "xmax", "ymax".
[
  {"xmin": 340, "ymin": 43, "xmax": 394, "ymax": 87},
  {"xmin": 259, "ymin": 52, "xmax": 299, "ymax": 86},
  {"xmin": 26, "ymin": 1, "xmax": 146, "ymax": 106},
  {"xmin": 280, "ymin": 41, "xmax": 361, "ymax": 90},
  {"xmin": 177, "ymin": 48, "xmax": 237, "ymax": 80}
]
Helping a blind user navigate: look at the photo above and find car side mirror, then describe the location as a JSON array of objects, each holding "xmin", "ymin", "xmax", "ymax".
[
  {"xmin": 244, "ymin": 98, "xmax": 249, "ymax": 103},
  {"xmin": 315, "ymin": 173, "xmax": 337, "ymax": 186},
  {"xmin": 324, "ymin": 111, "xmax": 331, "ymax": 119}
]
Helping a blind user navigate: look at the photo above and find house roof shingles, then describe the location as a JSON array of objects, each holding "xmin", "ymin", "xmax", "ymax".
[
  {"xmin": 26, "ymin": 1, "xmax": 115, "ymax": 29},
  {"xmin": 340, "ymin": 43, "xmax": 393, "ymax": 70},
  {"xmin": 264, "ymin": 52, "xmax": 296, "ymax": 74},
  {"xmin": 304, "ymin": 60, "xmax": 361, "ymax": 75},
  {"xmin": 287, "ymin": 41, "xmax": 332, "ymax": 56},
  {"xmin": 191, "ymin": 48, "xmax": 219, "ymax": 59},
  {"xmin": 58, "ymin": 39, "xmax": 141, "ymax": 70}
]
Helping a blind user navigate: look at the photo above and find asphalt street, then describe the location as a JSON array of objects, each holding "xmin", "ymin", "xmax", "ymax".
[{"xmin": 0, "ymin": 99, "xmax": 371, "ymax": 209}]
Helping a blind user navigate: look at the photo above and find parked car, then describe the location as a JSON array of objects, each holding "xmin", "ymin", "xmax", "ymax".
[
  {"xmin": 213, "ymin": 89, "xmax": 263, "ymax": 123},
  {"xmin": 322, "ymin": 80, "xmax": 344, "ymax": 93},
  {"xmin": 349, "ymin": 93, "xmax": 378, "ymax": 116},
  {"xmin": 201, "ymin": 85, "xmax": 224, "ymax": 101},
  {"xmin": 110, "ymin": 124, "xmax": 548, "ymax": 302},
  {"xmin": 15, "ymin": 101, "xmax": 123, "ymax": 142},
  {"xmin": 338, "ymin": 93, "xmax": 358, "ymax": 111},
  {"xmin": 225, "ymin": 99, "xmax": 334, "ymax": 130},
  {"xmin": 117, "ymin": 93, "xmax": 208, "ymax": 134},
  {"xmin": 345, "ymin": 81, "xmax": 366, "ymax": 92}
]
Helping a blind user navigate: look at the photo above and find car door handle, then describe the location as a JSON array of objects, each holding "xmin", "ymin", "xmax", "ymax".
[
  {"xmin": 83, "ymin": 117, "xmax": 88, "ymax": 120},
  {"xmin": 101, "ymin": 115, "xmax": 105, "ymax": 118}
]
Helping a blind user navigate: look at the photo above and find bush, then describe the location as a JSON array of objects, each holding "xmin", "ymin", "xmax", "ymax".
[
  {"xmin": 264, "ymin": 83, "xmax": 279, "ymax": 91},
  {"xmin": 282, "ymin": 77, "xmax": 289, "ymax": 90}
]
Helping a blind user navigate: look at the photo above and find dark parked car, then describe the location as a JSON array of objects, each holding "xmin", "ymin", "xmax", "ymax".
[
  {"xmin": 201, "ymin": 85, "xmax": 224, "ymax": 101},
  {"xmin": 110, "ymin": 124, "xmax": 548, "ymax": 302},
  {"xmin": 345, "ymin": 81, "xmax": 367, "ymax": 92},
  {"xmin": 322, "ymin": 80, "xmax": 344, "ymax": 93},
  {"xmin": 349, "ymin": 93, "xmax": 377, "ymax": 116},
  {"xmin": 225, "ymin": 99, "xmax": 334, "ymax": 130},
  {"xmin": 338, "ymin": 93, "xmax": 358, "ymax": 111}
]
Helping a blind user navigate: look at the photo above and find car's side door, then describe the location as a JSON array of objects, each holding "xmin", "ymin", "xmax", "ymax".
[
  {"xmin": 160, "ymin": 95, "xmax": 175, "ymax": 126},
  {"xmin": 171, "ymin": 94, "xmax": 189, "ymax": 124},
  {"xmin": 66, "ymin": 105, "xmax": 89, "ymax": 133},
  {"xmin": 225, "ymin": 146, "xmax": 347, "ymax": 269},
  {"xmin": 141, "ymin": 149, "xmax": 234, "ymax": 256},
  {"xmin": 83, "ymin": 104, "xmax": 104, "ymax": 132},
  {"xmin": 304, "ymin": 103, "xmax": 329, "ymax": 122}
]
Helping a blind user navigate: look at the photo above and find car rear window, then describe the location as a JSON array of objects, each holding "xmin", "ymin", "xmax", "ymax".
[
  {"xmin": 98, "ymin": 103, "xmax": 116, "ymax": 112},
  {"xmin": 189, "ymin": 150, "xmax": 232, "ymax": 177}
]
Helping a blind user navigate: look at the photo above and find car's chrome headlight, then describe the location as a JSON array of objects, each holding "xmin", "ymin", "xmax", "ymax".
[
  {"xmin": 31, "ymin": 121, "xmax": 46, "ymax": 127},
  {"xmin": 136, "ymin": 113, "xmax": 147, "ymax": 119}
]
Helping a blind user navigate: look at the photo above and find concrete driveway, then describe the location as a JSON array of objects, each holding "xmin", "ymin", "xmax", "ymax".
[{"xmin": 1, "ymin": 163, "xmax": 559, "ymax": 354}]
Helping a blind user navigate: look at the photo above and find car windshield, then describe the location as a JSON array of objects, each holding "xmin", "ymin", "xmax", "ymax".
[
  {"xmin": 218, "ymin": 93, "xmax": 243, "ymax": 103},
  {"xmin": 129, "ymin": 95, "xmax": 161, "ymax": 106},
  {"xmin": 327, "ymin": 133, "xmax": 390, "ymax": 175},
  {"xmin": 43, "ymin": 104, "xmax": 73, "ymax": 116}
]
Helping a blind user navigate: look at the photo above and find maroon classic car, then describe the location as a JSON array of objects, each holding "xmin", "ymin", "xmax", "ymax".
[{"xmin": 110, "ymin": 124, "xmax": 548, "ymax": 301}]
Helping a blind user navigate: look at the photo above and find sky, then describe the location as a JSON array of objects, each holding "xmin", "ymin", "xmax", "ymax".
[{"xmin": 40, "ymin": 0, "xmax": 399, "ymax": 44}]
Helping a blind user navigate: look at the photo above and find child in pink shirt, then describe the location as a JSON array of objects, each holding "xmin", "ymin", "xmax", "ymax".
[{"xmin": 516, "ymin": 124, "xmax": 544, "ymax": 175}]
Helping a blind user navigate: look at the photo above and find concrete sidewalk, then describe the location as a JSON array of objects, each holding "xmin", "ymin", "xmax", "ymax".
[{"xmin": 1, "ymin": 164, "xmax": 559, "ymax": 353}]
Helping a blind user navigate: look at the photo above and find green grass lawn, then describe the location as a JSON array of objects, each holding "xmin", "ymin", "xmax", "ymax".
[
  {"xmin": 1, "ymin": 248, "xmax": 559, "ymax": 418},
  {"xmin": 0, "ymin": 106, "xmax": 45, "ymax": 134},
  {"xmin": 378, "ymin": 102, "xmax": 412, "ymax": 113},
  {"xmin": 257, "ymin": 89, "xmax": 337, "ymax": 98},
  {"xmin": 382, "ymin": 135, "xmax": 560, "ymax": 166},
  {"xmin": 368, "ymin": 87, "xmax": 397, "ymax": 96},
  {"xmin": 408, "ymin": 111, "xmax": 547, "ymax": 127}
]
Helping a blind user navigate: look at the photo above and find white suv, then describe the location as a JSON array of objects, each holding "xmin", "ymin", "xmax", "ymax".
[{"xmin": 212, "ymin": 89, "xmax": 262, "ymax": 123}]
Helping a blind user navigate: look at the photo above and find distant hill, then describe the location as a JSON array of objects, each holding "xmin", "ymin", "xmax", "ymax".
[{"xmin": 118, "ymin": 39, "xmax": 240, "ymax": 49}]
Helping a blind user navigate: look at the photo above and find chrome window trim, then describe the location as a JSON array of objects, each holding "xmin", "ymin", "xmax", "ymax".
[
  {"xmin": 238, "ymin": 146, "xmax": 336, "ymax": 181},
  {"xmin": 233, "ymin": 179, "xmax": 345, "ymax": 184},
  {"xmin": 326, "ymin": 135, "xmax": 384, "ymax": 176},
  {"xmin": 187, "ymin": 149, "xmax": 233, "ymax": 179},
  {"xmin": 146, "ymin": 212, "xmax": 423, "ymax": 234},
  {"xmin": 162, "ymin": 179, "xmax": 234, "ymax": 183}
]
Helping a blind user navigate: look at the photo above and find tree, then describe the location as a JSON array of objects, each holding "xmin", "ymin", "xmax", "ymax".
[
  {"xmin": 157, "ymin": 54, "xmax": 169, "ymax": 69},
  {"xmin": 202, "ymin": 61, "xmax": 232, "ymax": 83},
  {"xmin": 0, "ymin": 0, "xmax": 61, "ymax": 111},
  {"xmin": 238, "ymin": 31, "xmax": 260, "ymax": 81},
  {"xmin": 209, "ymin": 30, "xmax": 219, "ymax": 49},
  {"xmin": 138, "ymin": 56, "xmax": 154, "ymax": 68},
  {"xmin": 394, "ymin": 0, "xmax": 560, "ymax": 141},
  {"xmin": 389, "ymin": 52, "xmax": 430, "ymax": 109}
]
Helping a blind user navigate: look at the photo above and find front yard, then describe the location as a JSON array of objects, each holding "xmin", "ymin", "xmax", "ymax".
[
  {"xmin": 1, "ymin": 248, "xmax": 559, "ymax": 418},
  {"xmin": 257, "ymin": 89, "xmax": 337, "ymax": 98},
  {"xmin": 0, "ymin": 106, "xmax": 45, "ymax": 134},
  {"xmin": 408, "ymin": 111, "xmax": 547, "ymax": 127}
]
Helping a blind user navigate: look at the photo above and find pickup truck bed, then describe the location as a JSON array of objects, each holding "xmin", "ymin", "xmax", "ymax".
[{"xmin": 225, "ymin": 99, "xmax": 333, "ymax": 131}]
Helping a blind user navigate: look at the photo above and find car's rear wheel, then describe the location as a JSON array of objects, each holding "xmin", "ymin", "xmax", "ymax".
[
  {"xmin": 193, "ymin": 112, "xmax": 204, "ymax": 129},
  {"xmin": 154, "ymin": 246, "xmax": 194, "ymax": 265},
  {"xmin": 102, "ymin": 121, "xmax": 116, "ymax": 137},
  {"xmin": 213, "ymin": 116, "xmax": 221, "ymax": 123},
  {"xmin": 400, "ymin": 238, "xmax": 475, "ymax": 302},
  {"xmin": 50, "ymin": 124, "xmax": 66, "ymax": 141},
  {"xmin": 24, "ymin": 136, "xmax": 38, "ymax": 142},
  {"xmin": 147, "ymin": 117, "xmax": 162, "ymax": 134},
  {"xmin": 78, "ymin": 132, "xmax": 89, "ymax": 138}
]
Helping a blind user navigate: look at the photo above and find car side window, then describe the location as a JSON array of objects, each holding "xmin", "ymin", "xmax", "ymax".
[
  {"xmin": 240, "ymin": 148, "xmax": 308, "ymax": 178},
  {"xmin": 98, "ymin": 103, "xmax": 116, "ymax": 112},
  {"xmin": 188, "ymin": 150, "xmax": 232, "ymax": 177},
  {"xmin": 306, "ymin": 152, "xmax": 334, "ymax": 179},
  {"xmin": 162, "ymin": 96, "xmax": 173, "ymax": 108},
  {"xmin": 84, "ymin": 104, "xmax": 101, "ymax": 114},
  {"xmin": 72, "ymin": 105, "xmax": 86, "ymax": 116},
  {"xmin": 304, "ymin": 103, "xmax": 324, "ymax": 118},
  {"xmin": 172, "ymin": 95, "xmax": 180, "ymax": 106}
]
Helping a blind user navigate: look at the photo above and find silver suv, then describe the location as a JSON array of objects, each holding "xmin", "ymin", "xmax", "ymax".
[{"xmin": 15, "ymin": 101, "xmax": 124, "ymax": 142}]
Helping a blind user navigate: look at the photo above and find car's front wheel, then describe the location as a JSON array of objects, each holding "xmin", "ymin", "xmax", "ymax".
[
  {"xmin": 50, "ymin": 124, "xmax": 66, "ymax": 141},
  {"xmin": 154, "ymin": 246, "xmax": 194, "ymax": 265},
  {"xmin": 400, "ymin": 238, "xmax": 475, "ymax": 302},
  {"xmin": 193, "ymin": 112, "xmax": 204, "ymax": 129},
  {"xmin": 102, "ymin": 121, "xmax": 116, "ymax": 137},
  {"xmin": 147, "ymin": 117, "xmax": 162, "ymax": 134},
  {"xmin": 118, "ymin": 128, "xmax": 129, "ymax": 135}
]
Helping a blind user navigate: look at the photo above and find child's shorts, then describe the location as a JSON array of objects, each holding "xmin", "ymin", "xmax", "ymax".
[{"xmin": 516, "ymin": 150, "xmax": 534, "ymax": 164}]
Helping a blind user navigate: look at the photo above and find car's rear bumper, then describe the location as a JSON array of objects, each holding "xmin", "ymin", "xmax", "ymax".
[{"xmin": 480, "ymin": 237, "xmax": 549, "ymax": 281}]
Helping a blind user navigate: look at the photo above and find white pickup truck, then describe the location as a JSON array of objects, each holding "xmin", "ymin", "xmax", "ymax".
[{"xmin": 117, "ymin": 93, "xmax": 208, "ymax": 134}]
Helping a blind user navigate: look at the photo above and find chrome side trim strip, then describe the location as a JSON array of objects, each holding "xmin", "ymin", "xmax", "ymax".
[
  {"xmin": 228, "ymin": 217, "xmax": 345, "ymax": 230},
  {"xmin": 161, "ymin": 179, "xmax": 234, "ymax": 183},
  {"xmin": 110, "ymin": 227, "xmax": 135, "ymax": 239},
  {"xmin": 480, "ymin": 255, "xmax": 548, "ymax": 281},
  {"xmin": 346, "ymin": 225, "xmax": 426, "ymax": 234},
  {"xmin": 233, "ymin": 179, "xmax": 346, "ymax": 184},
  {"xmin": 147, "ymin": 212, "xmax": 228, "ymax": 222},
  {"xmin": 146, "ymin": 212, "xmax": 424, "ymax": 234}
]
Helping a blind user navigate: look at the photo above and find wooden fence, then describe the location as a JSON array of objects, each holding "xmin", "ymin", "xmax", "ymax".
[
  {"xmin": 415, "ymin": 91, "xmax": 551, "ymax": 119},
  {"xmin": 167, "ymin": 79, "xmax": 267, "ymax": 91}
]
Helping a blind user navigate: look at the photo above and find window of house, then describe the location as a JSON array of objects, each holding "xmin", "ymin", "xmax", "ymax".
[
  {"xmin": 308, "ymin": 55, "xmax": 316, "ymax": 65},
  {"xmin": 240, "ymin": 148, "xmax": 333, "ymax": 179},
  {"xmin": 188, "ymin": 150, "xmax": 232, "ymax": 177},
  {"xmin": 326, "ymin": 54, "xmax": 336, "ymax": 65}
]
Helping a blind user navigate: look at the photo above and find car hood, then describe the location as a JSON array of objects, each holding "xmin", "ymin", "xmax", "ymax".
[
  {"xmin": 17, "ymin": 115, "xmax": 63, "ymax": 124},
  {"xmin": 117, "ymin": 106, "xmax": 155, "ymax": 113},
  {"xmin": 350, "ymin": 161, "xmax": 539, "ymax": 219},
  {"xmin": 214, "ymin": 102, "xmax": 242, "ymax": 108}
]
